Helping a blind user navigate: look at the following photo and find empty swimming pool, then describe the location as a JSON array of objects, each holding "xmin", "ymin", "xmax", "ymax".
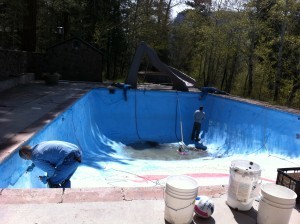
[{"xmin": 1, "ymin": 87, "xmax": 300, "ymax": 188}]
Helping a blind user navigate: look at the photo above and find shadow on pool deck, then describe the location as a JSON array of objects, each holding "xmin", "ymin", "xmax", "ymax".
[
  {"xmin": 0, "ymin": 80, "xmax": 102, "ymax": 162},
  {"xmin": 0, "ymin": 81, "xmax": 299, "ymax": 224}
]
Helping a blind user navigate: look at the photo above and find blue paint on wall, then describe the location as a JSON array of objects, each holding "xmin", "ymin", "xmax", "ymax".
[
  {"xmin": 0, "ymin": 88, "xmax": 299, "ymax": 188},
  {"xmin": 203, "ymin": 95, "xmax": 300, "ymax": 157}
]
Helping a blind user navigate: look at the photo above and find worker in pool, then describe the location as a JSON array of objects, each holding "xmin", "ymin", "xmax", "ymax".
[
  {"xmin": 19, "ymin": 140, "xmax": 82, "ymax": 188},
  {"xmin": 191, "ymin": 106, "xmax": 205, "ymax": 141}
]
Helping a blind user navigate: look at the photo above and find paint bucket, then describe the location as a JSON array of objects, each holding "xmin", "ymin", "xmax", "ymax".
[
  {"xmin": 164, "ymin": 175, "xmax": 199, "ymax": 224},
  {"xmin": 226, "ymin": 160, "xmax": 261, "ymax": 211},
  {"xmin": 257, "ymin": 183, "xmax": 297, "ymax": 224}
]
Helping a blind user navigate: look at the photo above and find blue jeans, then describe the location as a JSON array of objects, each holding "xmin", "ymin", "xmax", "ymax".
[
  {"xmin": 191, "ymin": 122, "xmax": 201, "ymax": 141},
  {"xmin": 48, "ymin": 153, "xmax": 80, "ymax": 187}
]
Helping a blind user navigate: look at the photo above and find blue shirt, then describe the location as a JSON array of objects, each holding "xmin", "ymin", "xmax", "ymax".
[{"xmin": 31, "ymin": 141, "xmax": 81, "ymax": 178}]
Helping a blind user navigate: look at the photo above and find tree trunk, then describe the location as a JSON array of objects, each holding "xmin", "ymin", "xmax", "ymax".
[
  {"xmin": 197, "ymin": 54, "xmax": 203, "ymax": 85},
  {"xmin": 287, "ymin": 82, "xmax": 300, "ymax": 106},
  {"xmin": 274, "ymin": 0, "xmax": 288, "ymax": 101},
  {"xmin": 106, "ymin": 37, "xmax": 111, "ymax": 80},
  {"xmin": 164, "ymin": 0, "xmax": 173, "ymax": 22},
  {"xmin": 209, "ymin": 49, "xmax": 217, "ymax": 85},
  {"xmin": 247, "ymin": 42, "xmax": 254, "ymax": 97},
  {"xmin": 63, "ymin": 12, "xmax": 69, "ymax": 39},
  {"xmin": 206, "ymin": 46, "xmax": 213, "ymax": 86},
  {"xmin": 226, "ymin": 54, "xmax": 238, "ymax": 93},
  {"xmin": 213, "ymin": 55, "xmax": 220, "ymax": 84},
  {"xmin": 22, "ymin": 0, "xmax": 37, "ymax": 51},
  {"xmin": 221, "ymin": 55, "xmax": 229, "ymax": 90},
  {"xmin": 202, "ymin": 50, "xmax": 209, "ymax": 86}
]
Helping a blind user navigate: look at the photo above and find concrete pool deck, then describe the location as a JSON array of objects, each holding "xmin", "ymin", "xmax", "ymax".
[
  {"xmin": 1, "ymin": 186, "xmax": 300, "ymax": 224},
  {"xmin": 0, "ymin": 80, "xmax": 103, "ymax": 162},
  {"xmin": 0, "ymin": 81, "xmax": 299, "ymax": 223}
]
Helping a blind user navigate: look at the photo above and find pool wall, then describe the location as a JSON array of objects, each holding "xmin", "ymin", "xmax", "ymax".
[
  {"xmin": 1, "ymin": 88, "xmax": 299, "ymax": 188},
  {"xmin": 204, "ymin": 95, "xmax": 300, "ymax": 156}
]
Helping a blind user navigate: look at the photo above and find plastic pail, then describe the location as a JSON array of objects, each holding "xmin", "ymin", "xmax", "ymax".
[
  {"xmin": 164, "ymin": 175, "xmax": 198, "ymax": 224},
  {"xmin": 166, "ymin": 186, "xmax": 198, "ymax": 198},
  {"xmin": 257, "ymin": 183, "xmax": 297, "ymax": 224},
  {"xmin": 226, "ymin": 160, "xmax": 261, "ymax": 211}
]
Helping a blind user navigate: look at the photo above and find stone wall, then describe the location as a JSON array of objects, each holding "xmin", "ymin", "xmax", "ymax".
[
  {"xmin": 0, "ymin": 50, "xmax": 31, "ymax": 80},
  {"xmin": 0, "ymin": 73, "xmax": 35, "ymax": 92},
  {"xmin": 28, "ymin": 52, "xmax": 47, "ymax": 79}
]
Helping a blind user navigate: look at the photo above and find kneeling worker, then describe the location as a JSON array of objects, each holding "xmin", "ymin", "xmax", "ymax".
[{"xmin": 19, "ymin": 140, "xmax": 82, "ymax": 188}]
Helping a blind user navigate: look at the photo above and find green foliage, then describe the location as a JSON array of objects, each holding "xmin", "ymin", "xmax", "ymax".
[
  {"xmin": 168, "ymin": 0, "xmax": 300, "ymax": 109},
  {"xmin": 0, "ymin": 0, "xmax": 25, "ymax": 49},
  {"xmin": 0, "ymin": 0, "xmax": 299, "ymax": 108}
]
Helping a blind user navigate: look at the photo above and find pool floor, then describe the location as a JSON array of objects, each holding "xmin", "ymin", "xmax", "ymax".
[{"xmin": 70, "ymin": 142, "xmax": 299, "ymax": 188}]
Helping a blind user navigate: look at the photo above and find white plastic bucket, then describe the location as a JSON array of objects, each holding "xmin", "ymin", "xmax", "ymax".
[
  {"xmin": 226, "ymin": 160, "xmax": 261, "ymax": 211},
  {"xmin": 164, "ymin": 175, "xmax": 198, "ymax": 224},
  {"xmin": 257, "ymin": 183, "xmax": 297, "ymax": 224},
  {"xmin": 166, "ymin": 187, "xmax": 198, "ymax": 198}
]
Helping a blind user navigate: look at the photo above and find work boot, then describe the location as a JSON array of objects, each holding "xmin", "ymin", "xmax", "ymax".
[
  {"xmin": 48, "ymin": 182, "xmax": 61, "ymax": 188},
  {"xmin": 61, "ymin": 179, "xmax": 71, "ymax": 188}
]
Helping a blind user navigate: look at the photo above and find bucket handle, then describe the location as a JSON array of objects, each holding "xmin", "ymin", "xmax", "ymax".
[
  {"xmin": 163, "ymin": 188, "xmax": 196, "ymax": 211},
  {"xmin": 165, "ymin": 200, "xmax": 196, "ymax": 211}
]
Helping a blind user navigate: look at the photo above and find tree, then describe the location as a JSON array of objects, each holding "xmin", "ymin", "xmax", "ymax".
[
  {"xmin": 22, "ymin": 0, "xmax": 37, "ymax": 51},
  {"xmin": 0, "ymin": 0, "xmax": 25, "ymax": 50},
  {"xmin": 273, "ymin": 0, "xmax": 288, "ymax": 101}
]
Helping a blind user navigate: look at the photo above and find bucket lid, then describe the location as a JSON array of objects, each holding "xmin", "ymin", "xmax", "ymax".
[
  {"xmin": 261, "ymin": 183, "xmax": 297, "ymax": 204},
  {"xmin": 166, "ymin": 175, "xmax": 198, "ymax": 191}
]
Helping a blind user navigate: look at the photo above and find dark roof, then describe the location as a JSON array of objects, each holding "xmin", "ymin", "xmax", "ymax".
[{"xmin": 46, "ymin": 37, "xmax": 103, "ymax": 55}]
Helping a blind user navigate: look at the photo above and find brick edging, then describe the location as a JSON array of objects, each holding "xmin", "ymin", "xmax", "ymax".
[{"xmin": 0, "ymin": 185, "xmax": 228, "ymax": 204}]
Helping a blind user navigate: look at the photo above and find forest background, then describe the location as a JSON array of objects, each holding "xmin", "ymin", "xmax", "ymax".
[{"xmin": 1, "ymin": 0, "xmax": 300, "ymax": 109}]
